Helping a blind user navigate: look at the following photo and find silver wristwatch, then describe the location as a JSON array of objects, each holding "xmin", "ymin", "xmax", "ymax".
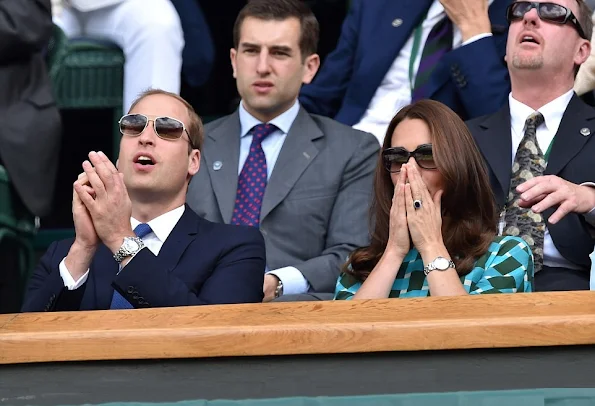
[
  {"xmin": 113, "ymin": 236, "xmax": 145, "ymax": 263},
  {"xmin": 423, "ymin": 256, "xmax": 455, "ymax": 276}
]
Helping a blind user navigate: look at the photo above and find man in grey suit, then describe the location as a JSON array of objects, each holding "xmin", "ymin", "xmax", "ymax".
[{"xmin": 187, "ymin": 0, "xmax": 379, "ymax": 302}]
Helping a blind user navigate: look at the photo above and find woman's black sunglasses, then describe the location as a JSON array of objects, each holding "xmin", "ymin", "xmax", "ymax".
[
  {"xmin": 506, "ymin": 1, "xmax": 587, "ymax": 39},
  {"xmin": 382, "ymin": 144, "xmax": 437, "ymax": 173}
]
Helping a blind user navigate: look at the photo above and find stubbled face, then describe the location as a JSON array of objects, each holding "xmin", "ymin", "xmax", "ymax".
[
  {"xmin": 230, "ymin": 17, "xmax": 319, "ymax": 122},
  {"xmin": 389, "ymin": 118, "xmax": 444, "ymax": 198},
  {"xmin": 117, "ymin": 94, "xmax": 199, "ymax": 203},
  {"xmin": 506, "ymin": 0, "xmax": 589, "ymax": 75}
]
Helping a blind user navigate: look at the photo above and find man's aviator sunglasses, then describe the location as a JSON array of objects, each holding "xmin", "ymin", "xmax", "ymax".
[
  {"xmin": 119, "ymin": 114, "xmax": 193, "ymax": 146},
  {"xmin": 506, "ymin": 1, "xmax": 587, "ymax": 39},
  {"xmin": 382, "ymin": 144, "xmax": 437, "ymax": 173}
]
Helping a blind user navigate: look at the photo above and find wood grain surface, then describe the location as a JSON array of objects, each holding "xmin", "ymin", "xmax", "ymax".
[{"xmin": 2, "ymin": 291, "xmax": 595, "ymax": 364}]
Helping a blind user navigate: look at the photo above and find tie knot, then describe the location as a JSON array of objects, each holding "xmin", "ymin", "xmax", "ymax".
[
  {"xmin": 251, "ymin": 123, "xmax": 278, "ymax": 143},
  {"xmin": 526, "ymin": 112, "xmax": 545, "ymax": 129},
  {"xmin": 134, "ymin": 223, "xmax": 153, "ymax": 239}
]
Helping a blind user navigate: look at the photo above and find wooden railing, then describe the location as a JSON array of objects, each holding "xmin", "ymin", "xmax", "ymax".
[{"xmin": 2, "ymin": 291, "xmax": 595, "ymax": 364}]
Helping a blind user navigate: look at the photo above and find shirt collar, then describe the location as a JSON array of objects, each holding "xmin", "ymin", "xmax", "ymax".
[
  {"xmin": 130, "ymin": 205, "xmax": 185, "ymax": 243},
  {"xmin": 509, "ymin": 89, "xmax": 574, "ymax": 135},
  {"xmin": 238, "ymin": 100, "xmax": 300, "ymax": 138}
]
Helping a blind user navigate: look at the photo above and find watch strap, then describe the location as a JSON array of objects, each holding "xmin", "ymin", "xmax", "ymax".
[
  {"xmin": 423, "ymin": 256, "xmax": 456, "ymax": 276},
  {"xmin": 113, "ymin": 237, "xmax": 145, "ymax": 263}
]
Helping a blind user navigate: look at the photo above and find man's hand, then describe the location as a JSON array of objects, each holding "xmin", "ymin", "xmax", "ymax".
[
  {"xmin": 440, "ymin": 0, "xmax": 491, "ymax": 42},
  {"xmin": 263, "ymin": 274, "xmax": 280, "ymax": 303},
  {"xmin": 74, "ymin": 151, "xmax": 134, "ymax": 254},
  {"xmin": 65, "ymin": 172, "xmax": 99, "ymax": 281},
  {"xmin": 517, "ymin": 175, "xmax": 595, "ymax": 224}
]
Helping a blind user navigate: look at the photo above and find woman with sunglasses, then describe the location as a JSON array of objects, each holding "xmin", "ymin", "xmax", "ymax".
[{"xmin": 334, "ymin": 100, "xmax": 534, "ymax": 299}]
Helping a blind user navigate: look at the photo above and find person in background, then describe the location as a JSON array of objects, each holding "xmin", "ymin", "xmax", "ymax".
[
  {"xmin": 22, "ymin": 90, "xmax": 265, "ymax": 312},
  {"xmin": 55, "ymin": 0, "xmax": 214, "ymax": 111},
  {"xmin": 0, "ymin": 0, "xmax": 62, "ymax": 313},
  {"xmin": 299, "ymin": 0, "xmax": 513, "ymax": 144},
  {"xmin": 187, "ymin": 0, "xmax": 379, "ymax": 302},
  {"xmin": 335, "ymin": 100, "xmax": 533, "ymax": 300}
]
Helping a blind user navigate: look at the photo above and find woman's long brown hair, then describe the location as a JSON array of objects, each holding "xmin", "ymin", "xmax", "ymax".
[{"xmin": 346, "ymin": 100, "xmax": 498, "ymax": 280}]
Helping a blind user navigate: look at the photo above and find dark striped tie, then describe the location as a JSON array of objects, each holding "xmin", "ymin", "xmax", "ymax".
[
  {"xmin": 412, "ymin": 17, "xmax": 453, "ymax": 102},
  {"xmin": 110, "ymin": 223, "xmax": 152, "ymax": 309}
]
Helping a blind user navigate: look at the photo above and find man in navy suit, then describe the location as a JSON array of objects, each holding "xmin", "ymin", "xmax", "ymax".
[
  {"xmin": 22, "ymin": 89, "xmax": 265, "ymax": 312},
  {"xmin": 467, "ymin": 0, "xmax": 595, "ymax": 291},
  {"xmin": 299, "ymin": 0, "xmax": 513, "ymax": 143}
]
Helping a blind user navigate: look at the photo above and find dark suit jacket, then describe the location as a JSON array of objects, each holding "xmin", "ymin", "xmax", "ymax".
[
  {"xmin": 467, "ymin": 95, "xmax": 595, "ymax": 270},
  {"xmin": 0, "ymin": 0, "xmax": 61, "ymax": 216},
  {"xmin": 169, "ymin": 0, "xmax": 215, "ymax": 88},
  {"xmin": 299, "ymin": 0, "xmax": 512, "ymax": 124},
  {"xmin": 21, "ymin": 206, "xmax": 266, "ymax": 312},
  {"xmin": 186, "ymin": 107, "xmax": 379, "ymax": 296}
]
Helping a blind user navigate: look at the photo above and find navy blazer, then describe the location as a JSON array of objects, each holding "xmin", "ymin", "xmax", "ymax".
[
  {"xmin": 299, "ymin": 0, "xmax": 512, "ymax": 124},
  {"xmin": 467, "ymin": 95, "xmax": 595, "ymax": 270},
  {"xmin": 169, "ymin": 0, "xmax": 215, "ymax": 87},
  {"xmin": 21, "ymin": 206, "xmax": 266, "ymax": 312}
]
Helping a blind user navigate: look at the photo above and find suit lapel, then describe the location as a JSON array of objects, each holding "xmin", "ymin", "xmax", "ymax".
[
  {"xmin": 473, "ymin": 103, "xmax": 513, "ymax": 202},
  {"xmin": 156, "ymin": 205, "xmax": 199, "ymax": 271},
  {"xmin": 260, "ymin": 108, "xmax": 323, "ymax": 221},
  {"xmin": 545, "ymin": 95, "xmax": 595, "ymax": 176},
  {"xmin": 203, "ymin": 112, "xmax": 241, "ymax": 222}
]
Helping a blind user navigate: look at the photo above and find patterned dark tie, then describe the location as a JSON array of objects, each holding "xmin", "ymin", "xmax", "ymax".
[
  {"xmin": 504, "ymin": 112, "xmax": 546, "ymax": 272},
  {"xmin": 412, "ymin": 17, "xmax": 454, "ymax": 102},
  {"xmin": 110, "ymin": 223, "xmax": 152, "ymax": 309},
  {"xmin": 231, "ymin": 123, "xmax": 278, "ymax": 227}
]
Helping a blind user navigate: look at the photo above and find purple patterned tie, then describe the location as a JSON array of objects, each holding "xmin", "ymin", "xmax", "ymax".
[
  {"xmin": 231, "ymin": 123, "xmax": 278, "ymax": 227},
  {"xmin": 412, "ymin": 17, "xmax": 454, "ymax": 102}
]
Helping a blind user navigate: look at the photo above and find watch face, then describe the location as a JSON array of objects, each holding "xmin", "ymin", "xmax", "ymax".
[
  {"xmin": 434, "ymin": 257, "xmax": 450, "ymax": 270},
  {"xmin": 123, "ymin": 239, "xmax": 140, "ymax": 252}
]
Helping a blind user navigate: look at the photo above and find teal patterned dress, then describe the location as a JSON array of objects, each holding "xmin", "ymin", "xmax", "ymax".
[{"xmin": 335, "ymin": 236, "xmax": 534, "ymax": 299}]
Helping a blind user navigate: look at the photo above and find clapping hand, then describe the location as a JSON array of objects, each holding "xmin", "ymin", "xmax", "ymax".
[
  {"xmin": 403, "ymin": 163, "xmax": 444, "ymax": 255},
  {"xmin": 74, "ymin": 151, "xmax": 134, "ymax": 253}
]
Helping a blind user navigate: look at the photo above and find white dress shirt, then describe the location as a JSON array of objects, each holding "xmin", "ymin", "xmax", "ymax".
[
  {"xmin": 590, "ymin": 247, "xmax": 595, "ymax": 290},
  {"xmin": 353, "ymin": 0, "xmax": 494, "ymax": 144},
  {"xmin": 60, "ymin": 205, "xmax": 185, "ymax": 289},
  {"xmin": 509, "ymin": 90, "xmax": 595, "ymax": 269},
  {"xmin": 238, "ymin": 100, "xmax": 310, "ymax": 295}
]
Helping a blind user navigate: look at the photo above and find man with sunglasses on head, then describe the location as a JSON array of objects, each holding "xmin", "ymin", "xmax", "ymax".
[
  {"xmin": 468, "ymin": 0, "xmax": 595, "ymax": 291},
  {"xmin": 187, "ymin": 0, "xmax": 379, "ymax": 302},
  {"xmin": 22, "ymin": 90, "xmax": 266, "ymax": 312}
]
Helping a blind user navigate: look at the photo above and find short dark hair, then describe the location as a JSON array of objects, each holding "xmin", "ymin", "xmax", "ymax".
[
  {"xmin": 233, "ymin": 0, "xmax": 319, "ymax": 60},
  {"xmin": 576, "ymin": 0, "xmax": 594, "ymax": 42},
  {"xmin": 128, "ymin": 89, "xmax": 204, "ymax": 153}
]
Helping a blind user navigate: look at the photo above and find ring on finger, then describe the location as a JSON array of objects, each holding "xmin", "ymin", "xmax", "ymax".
[{"xmin": 413, "ymin": 199, "xmax": 423, "ymax": 210}]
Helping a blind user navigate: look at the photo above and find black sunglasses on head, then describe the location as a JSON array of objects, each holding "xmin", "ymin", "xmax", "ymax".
[
  {"xmin": 506, "ymin": 1, "xmax": 587, "ymax": 39},
  {"xmin": 382, "ymin": 144, "xmax": 437, "ymax": 173},
  {"xmin": 119, "ymin": 113, "xmax": 194, "ymax": 147}
]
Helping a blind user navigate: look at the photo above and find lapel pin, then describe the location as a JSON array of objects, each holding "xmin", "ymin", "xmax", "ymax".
[
  {"xmin": 392, "ymin": 18, "xmax": 403, "ymax": 28},
  {"xmin": 580, "ymin": 128, "xmax": 591, "ymax": 137},
  {"xmin": 213, "ymin": 161, "xmax": 223, "ymax": 171}
]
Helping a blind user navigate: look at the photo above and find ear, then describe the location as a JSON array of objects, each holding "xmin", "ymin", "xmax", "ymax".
[
  {"xmin": 230, "ymin": 48, "xmax": 238, "ymax": 79},
  {"xmin": 301, "ymin": 53, "xmax": 321, "ymax": 85},
  {"xmin": 188, "ymin": 149, "xmax": 200, "ymax": 177},
  {"xmin": 575, "ymin": 39, "xmax": 591, "ymax": 66}
]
